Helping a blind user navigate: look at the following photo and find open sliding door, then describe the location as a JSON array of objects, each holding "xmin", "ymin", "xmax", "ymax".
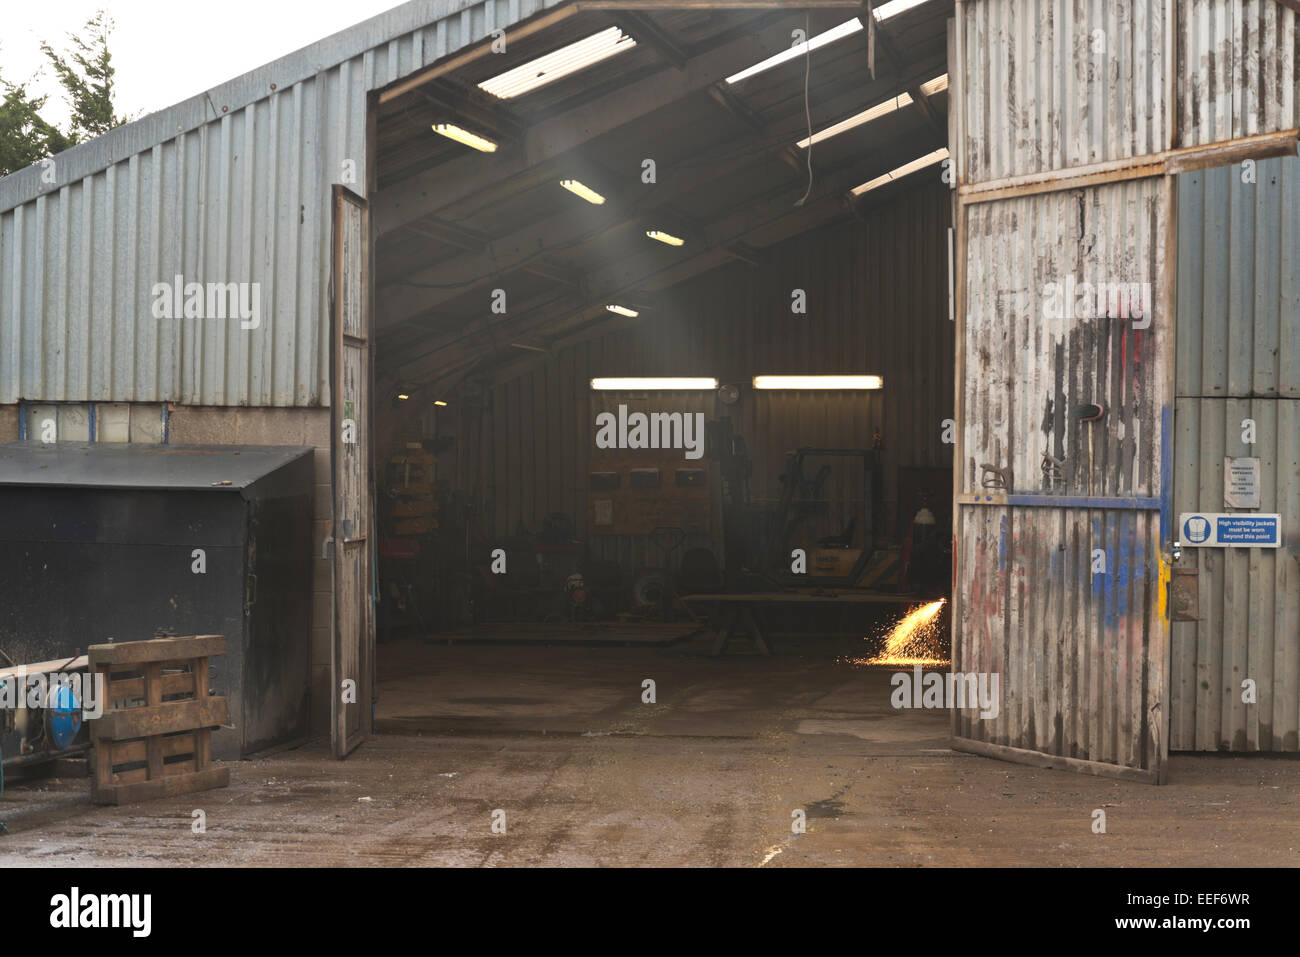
[{"xmin": 330, "ymin": 184, "xmax": 374, "ymax": 758}]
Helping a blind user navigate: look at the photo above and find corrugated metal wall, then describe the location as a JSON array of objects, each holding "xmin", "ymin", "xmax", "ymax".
[
  {"xmin": 956, "ymin": 178, "xmax": 1171, "ymax": 773},
  {"xmin": 953, "ymin": 0, "xmax": 1300, "ymax": 775},
  {"xmin": 1171, "ymin": 156, "xmax": 1300, "ymax": 751},
  {"xmin": 448, "ymin": 183, "xmax": 954, "ymax": 575},
  {"xmin": 0, "ymin": 0, "xmax": 566, "ymax": 407},
  {"xmin": 959, "ymin": 0, "xmax": 1299, "ymax": 181},
  {"xmin": 958, "ymin": 0, "xmax": 1169, "ymax": 182},
  {"xmin": 962, "ymin": 182, "xmax": 1167, "ymax": 498},
  {"xmin": 952, "ymin": 0, "xmax": 1181, "ymax": 779},
  {"xmin": 1178, "ymin": 0, "xmax": 1300, "ymax": 147}
]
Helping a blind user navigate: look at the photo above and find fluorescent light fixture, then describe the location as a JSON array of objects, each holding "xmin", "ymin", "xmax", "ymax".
[
  {"xmin": 726, "ymin": 0, "xmax": 928, "ymax": 86},
  {"xmin": 433, "ymin": 123, "xmax": 497, "ymax": 152},
  {"xmin": 434, "ymin": 400, "xmax": 448, "ymax": 407},
  {"xmin": 850, "ymin": 148, "xmax": 949, "ymax": 196},
  {"xmin": 726, "ymin": 19, "xmax": 861, "ymax": 85},
  {"xmin": 873, "ymin": 0, "xmax": 931, "ymax": 19},
  {"xmin": 591, "ymin": 377, "xmax": 718, "ymax": 391},
  {"xmin": 752, "ymin": 375, "xmax": 884, "ymax": 390},
  {"xmin": 798, "ymin": 74, "xmax": 948, "ymax": 148},
  {"xmin": 560, "ymin": 179, "xmax": 606, "ymax": 205},
  {"xmin": 605, "ymin": 304, "xmax": 639, "ymax": 318},
  {"xmin": 479, "ymin": 27, "xmax": 636, "ymax": 99},
  {"xmin": 646, "ymin": 229, "xmax": 685, "ymax": 247},
  {"xmin": 919, "ymin": 74, "xmax": 950, "ymax": 97},
  {"xmin": 397, "ymin": 394, "xmax": 410, "ymax": 401}
]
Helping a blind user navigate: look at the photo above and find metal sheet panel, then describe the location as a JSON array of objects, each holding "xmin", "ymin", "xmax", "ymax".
[
  {"xmin": 958, "ymin": 0, "xmax": 1300, "ymax": 185},
  {"xmin": 1177, "ymin": 0, "xmax": 1300, "ymax": 147},
  {"xmin": 954, "ymin": 177, "xmax": 1171, "ymax": 778},
  {"xmin": 1175, "ymin": 156, "xmax": 1300, "ymax": 398},
  {"xmin": 0, "ymin": 0, "xmax": 567, "ymax": 407},
  {"xmin": 957, "ymin": 0, "xmax": 1169, "ymax": 184},
  {"xmin": 0, "ymin": 440, "xmax": 312, "ymax": 490},
  {"xmin": 956, "ymin": 504, "xmax": 1164, "ymax": 768},
  {"xmin": 1170, "ymin": 397, "xmax": 1300, "ymax": 750},
  {"xmin": 962, "ymin": 180, "xmax": 1167, "ymax": 499},
  {"xmin": 1171, "ymin": 153, "xmax": 1300, "ymax": 752}
]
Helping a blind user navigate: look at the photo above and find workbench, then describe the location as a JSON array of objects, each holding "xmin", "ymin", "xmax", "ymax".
[{"xmin": 680, "ymin": 591, "xmax": 919, "ymax": 656}]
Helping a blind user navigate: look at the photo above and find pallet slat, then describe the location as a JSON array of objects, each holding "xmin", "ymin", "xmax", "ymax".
[
  {"xmin": 108, "ymin": 671, "xmax": 197, "ymax": 701},
  {"xmin": 95, "ymin": 697, "xmax": 228, "ymax": 742},
  {"xmin": 89, "ymin": 635, "xmax": 226, "ymax": 666}
]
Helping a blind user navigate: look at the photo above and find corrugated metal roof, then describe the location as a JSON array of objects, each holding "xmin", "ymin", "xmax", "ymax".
[{"xmin": 0, "ymin": 441, "xmax": 312, "ymax": 489}]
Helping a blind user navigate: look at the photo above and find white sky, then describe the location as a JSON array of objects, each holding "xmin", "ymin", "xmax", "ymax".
[{"xmin": 1, "ymin": 0, "xmax": 410, "ymax": 129}]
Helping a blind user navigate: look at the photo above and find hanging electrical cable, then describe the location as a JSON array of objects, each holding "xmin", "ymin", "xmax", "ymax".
[{"xmin": 795, "ymin": 11, "xmax": 815, "ymax": 207}]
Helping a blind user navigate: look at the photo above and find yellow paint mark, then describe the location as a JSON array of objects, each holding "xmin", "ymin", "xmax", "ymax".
[{"xmin": 1158, "ymin": 553, "xmax": 1169, "ymax": 620}]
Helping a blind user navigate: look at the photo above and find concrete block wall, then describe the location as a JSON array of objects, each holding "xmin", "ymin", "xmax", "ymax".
[{"xmin": 0, "ymin": 405, "xmax": 18, "ymax": 442}]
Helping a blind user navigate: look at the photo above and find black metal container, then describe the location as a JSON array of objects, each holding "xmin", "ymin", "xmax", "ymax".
[{"xmin": 0, "ymin": 442, "xmax": 314, "ymax": 762}]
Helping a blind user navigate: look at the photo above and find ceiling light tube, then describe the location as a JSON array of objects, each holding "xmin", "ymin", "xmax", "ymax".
[
  {"xmin": 433, "ymin": 123, "xmax": 498, "ymax": 152},
  {"xmin": 591, "ymin": 377, "xmax": 718, "ymax": 391},
  {"xmin": 646, "ymin": 229, "xmax": 685, "ymax": 247},
  {"xmin": 605, "ymin": 304, "xmax": 639, "ymax": 318},
  {"xmin": 797, "ymin": 74, "xmax": 947, "ymax": 148},
  {"xmin": 752, "ymin": 375, "xmax": 883, "ymax": 390},
  {"xmin": 726, "ymin": 0, "xmax": 928, "ymax": 87},
  {"xmin": 850, "ymin": 148, "xmax": 949, "ymax": 196},
  {"xmin": 726, "ymin": 19, "xmax": 863, "ymax": 85},
  {"xmin": 479, "ymin": 27, "xmax": 636, "ymax": 99},
  {"xmin": 561, "ymin": 179, "xmax": 607, "ymax": 205}
]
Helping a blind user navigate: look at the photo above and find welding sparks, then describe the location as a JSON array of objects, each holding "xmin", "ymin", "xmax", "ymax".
[{"xmin": 865, "ymin": 600, "xmax": 948, "ymax": 665}]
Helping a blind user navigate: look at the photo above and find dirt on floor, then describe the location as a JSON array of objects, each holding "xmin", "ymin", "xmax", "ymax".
[{"xmin": 1, "ymin": 634, "xmax": 1297, "ymax": 867}]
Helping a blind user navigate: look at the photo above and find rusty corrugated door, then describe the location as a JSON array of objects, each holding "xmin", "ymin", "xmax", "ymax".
[
  {"xmin": 330, "ymin": 185, "xmax": 374, "ymax": 758},
  {"xmin": 948, "ymin": 2, "xmax": 1174, "ymax": 784}
]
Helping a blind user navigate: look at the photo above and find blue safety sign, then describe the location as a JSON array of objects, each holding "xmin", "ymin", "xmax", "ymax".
[{"xmin": 1179, "ymin": 512, "xmax": 1282, "ymax": 548}]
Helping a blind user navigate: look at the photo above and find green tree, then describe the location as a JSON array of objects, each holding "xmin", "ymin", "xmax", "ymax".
[
  {"xmin": 40, "ymin": 10, "xmax": 126, "ymax": 143},
  {"xmin": 0, "ymin": 72, "xmax": 73, "ymax": 177}
]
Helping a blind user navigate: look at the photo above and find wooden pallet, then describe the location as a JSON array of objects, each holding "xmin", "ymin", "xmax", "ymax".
[{"xmin": 88, "ymin": 635, "xmax": 231, "ymax": 806}]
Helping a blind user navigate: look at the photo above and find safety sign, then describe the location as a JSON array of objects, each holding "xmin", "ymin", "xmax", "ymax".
[{"xmin": 1179, "ymin": 512, "xmax": 1281, "ymax": 548}]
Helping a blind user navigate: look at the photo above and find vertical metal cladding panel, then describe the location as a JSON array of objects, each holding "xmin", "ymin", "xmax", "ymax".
[
  {"xmin": 956, "ymin": 178, "xmax": 1170, "ymax": 772},
  {"xmin": 1175, "ymin": 157, "xmax": 1300, "ymax": 399},
  {"xmin": 1171, "ymin": 155, "xmax": 1300, "ymax": 751},
  {"xmin": 963, "ymin": 181, "xmax": 1166, "ymax": 498},
  {"xmin": 1170, "ymin": 398, "xmax": 1300, "ymax": 750},
  {"xmin": 959, "ymin": 0, "xmax": 1168, "ymax": 183},
  {"xmin": 1178, "ymin": 0, "xmax": 1300, "ymax": 147},
  {"xmin": 957, "ymin": 505, "xmax": 1163, "ymax": 766},
  {"xmin": 0, "ymin": 0, "xmax": 565, "ymax": 407}
]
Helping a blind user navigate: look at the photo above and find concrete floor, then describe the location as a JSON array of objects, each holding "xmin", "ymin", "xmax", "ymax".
[{"xmin": 1, "ymin": 634, "xmax": 1297, "ymax": 867}]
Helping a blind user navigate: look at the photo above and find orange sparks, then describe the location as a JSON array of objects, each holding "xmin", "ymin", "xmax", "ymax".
[{"xmin": 865, "ymin": 599, "xmax": 948, "ymax": 665}]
